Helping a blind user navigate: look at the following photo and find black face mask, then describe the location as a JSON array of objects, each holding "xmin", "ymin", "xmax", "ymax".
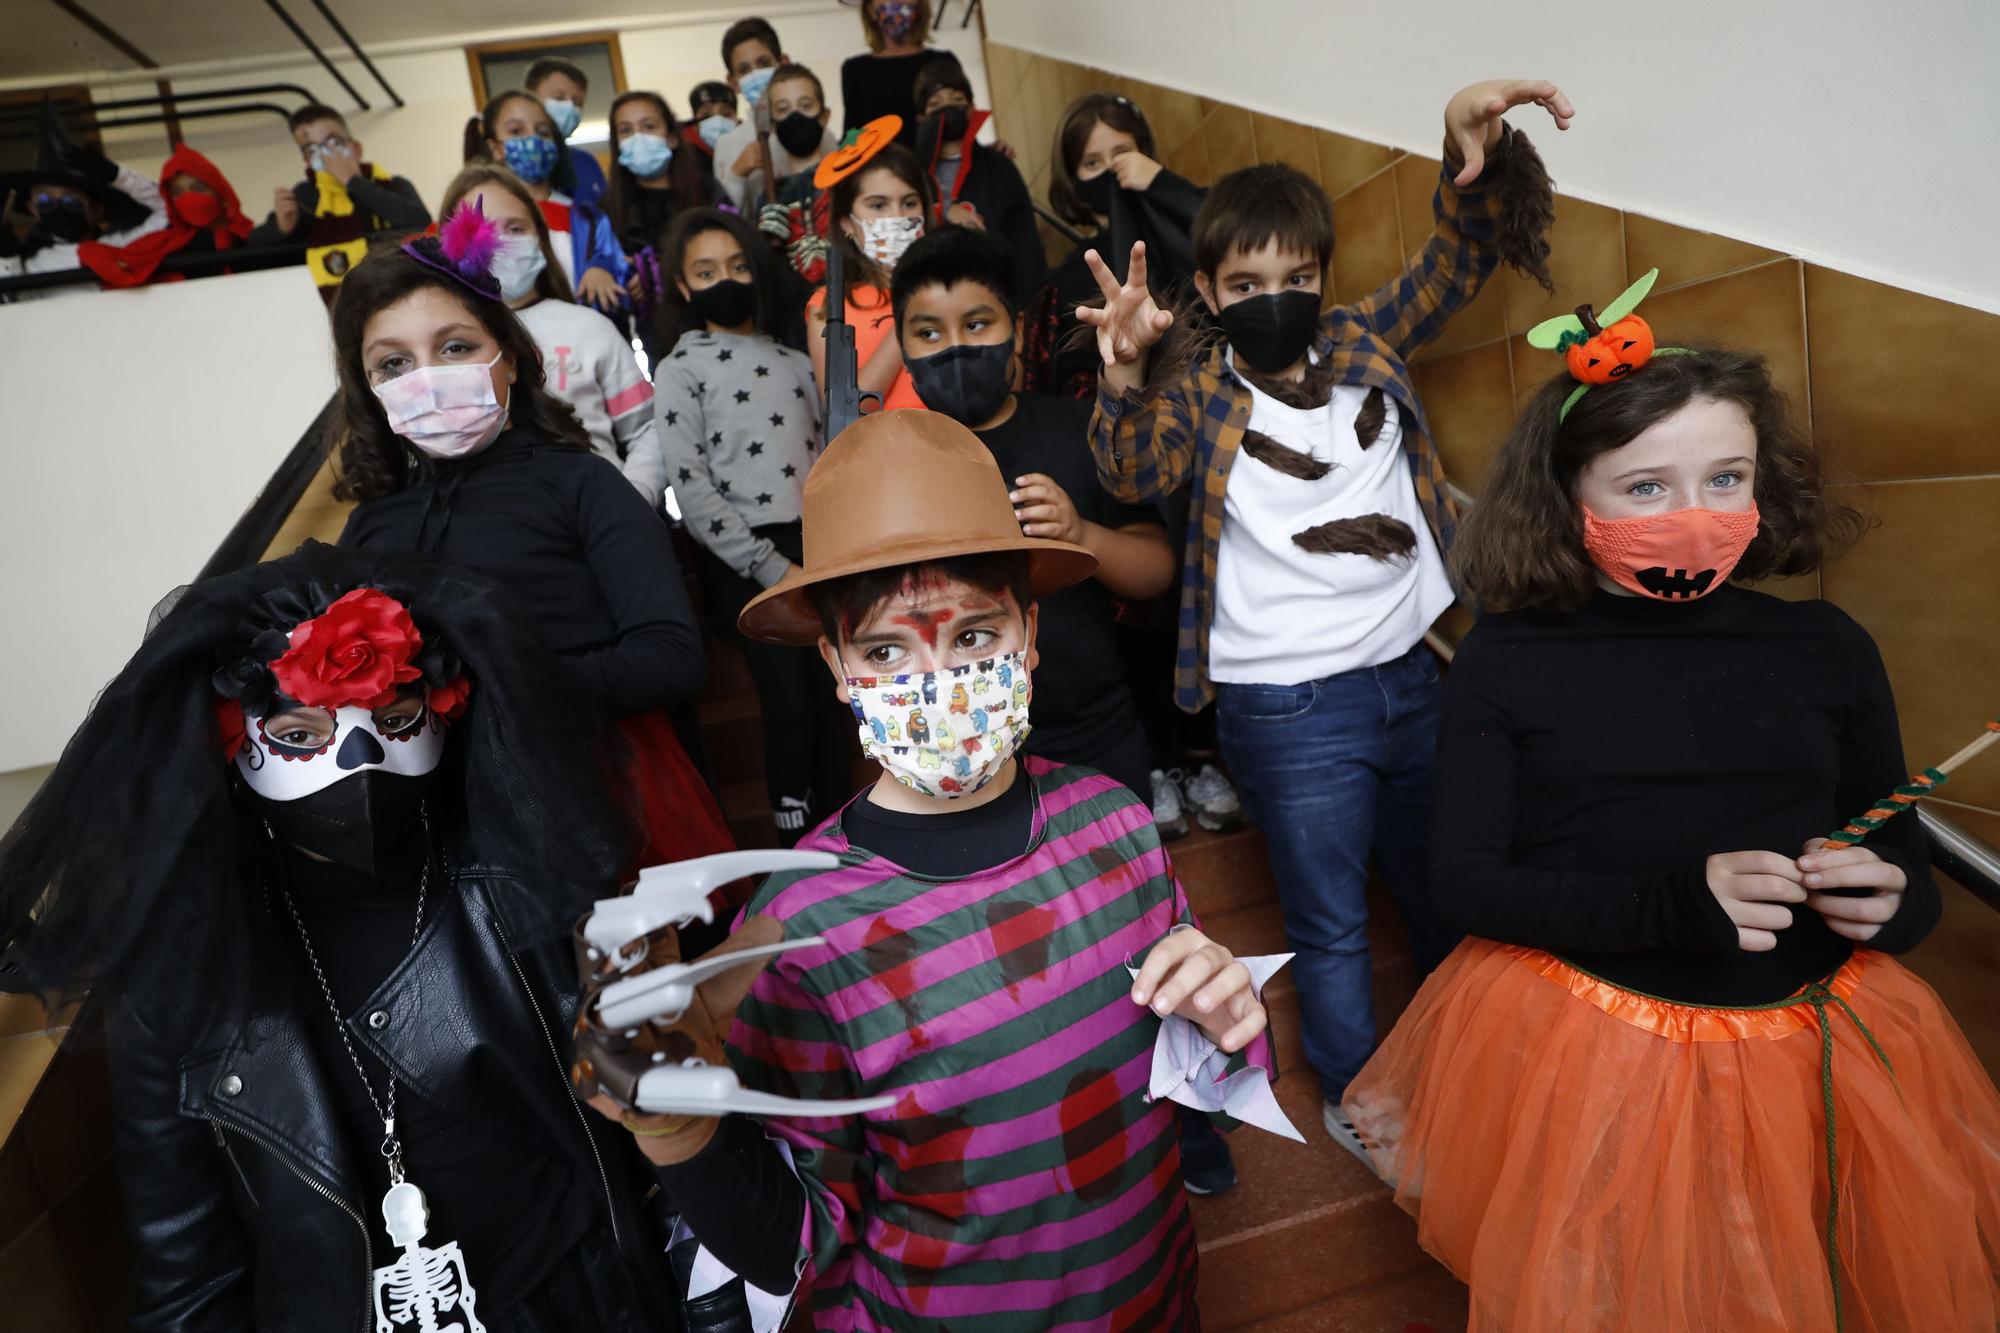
[
  {"xmin": 907, "ymin": 340, "xmax": 1015, "ymax": 426},
  {"xmin": 1217, "ymin": 290, "xmax": 1321, "ymax": 375},
  {"xmin": 39, "ymin": 195, "xmax": 92, "ymax": 243},
  {"xmin": 774, "ymin": 111, "xmax": 824, "ymax": 158},
  {"xmin": 688, "ymin": 278, "xmax": 758, "ymax": 329},
  {"xmin": 930, "ymin": 105, "xmax": 970, "ymax": 144},
  {"xmin": 253, "ymin": 770, "xmax": 430, "ymax": 875},
  {"xmin": 1075, "ymin": 169, "xmax": 1118, "ymax": 217}
]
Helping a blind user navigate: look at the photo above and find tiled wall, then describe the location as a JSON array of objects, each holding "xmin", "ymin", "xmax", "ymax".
[{"xmin": 985, "ymin": 42, "xmax": 2000, "ymax": 1064}]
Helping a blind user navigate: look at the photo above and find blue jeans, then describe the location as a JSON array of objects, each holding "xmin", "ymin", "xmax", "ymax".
[{"xmin": 1215, "ymin": 645, "xmax": 1461, "ymax": 1101}]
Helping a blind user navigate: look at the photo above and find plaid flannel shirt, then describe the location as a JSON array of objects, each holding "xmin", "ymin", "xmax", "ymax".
[{"xmin": 1090, "ymin": 132, "xmax": 1520, "ymax": 713}]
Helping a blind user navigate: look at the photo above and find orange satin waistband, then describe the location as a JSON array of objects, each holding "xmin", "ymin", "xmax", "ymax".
[{"xmin": 1503, "ymin": 944, "xmax": 1870, "ymax": 1044}]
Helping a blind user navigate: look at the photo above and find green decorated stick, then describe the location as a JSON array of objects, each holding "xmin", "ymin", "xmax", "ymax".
[{"xmin": 1823, "ymin": 716, "xmax": 2000, "ymax": 847}]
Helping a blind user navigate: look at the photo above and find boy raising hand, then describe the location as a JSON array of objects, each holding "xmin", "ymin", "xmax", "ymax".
[{"xmin": 1085, "ymin": 78, "xmax": 1571, "ymax": 1162}]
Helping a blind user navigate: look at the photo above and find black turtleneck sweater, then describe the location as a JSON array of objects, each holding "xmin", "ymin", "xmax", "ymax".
[
  {"xmin": 339, "ymin": 429, "xmax": 703, "ymax": 716},
  {"xmin": 1429, "ymin": 584, "xmax": 1938, "ymax": 1005}
]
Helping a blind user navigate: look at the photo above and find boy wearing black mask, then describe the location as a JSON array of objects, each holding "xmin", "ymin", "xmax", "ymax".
[
  {"xmin": 910, "ymin": 54, "xmax": 1044, "ymax": 304},
  {"xmin": 1084, "ymin": 78, "xmax": 1572, "ymax": 1162}
]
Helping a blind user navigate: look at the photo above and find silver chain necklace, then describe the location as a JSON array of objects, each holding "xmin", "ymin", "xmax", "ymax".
[{"xmin": 268, "ymin": 815, "xmax": 488, "ymax": 1332}]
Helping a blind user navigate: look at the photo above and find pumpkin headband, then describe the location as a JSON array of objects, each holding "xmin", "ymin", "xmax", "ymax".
[
  {"xmin": 1527, "ymin": 267, "xmax": 1687, "ymax": 422},
  {"xmin": 813, "ymin": 115, "xmax": 903, "ymax": 191}
]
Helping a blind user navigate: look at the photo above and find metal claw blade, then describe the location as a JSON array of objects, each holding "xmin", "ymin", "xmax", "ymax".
[
  {"xmin": 595, "ymin": 934, "xmax": 830, "ymax": 1031},
  {"xmin": 583, "ymin": 849, "xmax": 840, "ymax": 960},
  {"xmin": 633, "ymin": 1063, "xmax": 896, "ymax": 1119}
]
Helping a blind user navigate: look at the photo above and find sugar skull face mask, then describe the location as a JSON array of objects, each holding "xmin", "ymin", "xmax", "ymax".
[{"xmin": 844, "ymin": 651, "xmax": 1032, "ymax": 799}]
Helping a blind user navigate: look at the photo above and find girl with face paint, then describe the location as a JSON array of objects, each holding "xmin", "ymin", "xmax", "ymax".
[
  {"xmin": 807, "ymin": 143, "xmax": 934, "ymax": 412},
  {"xmin": 329, "ymin": 215, "xmax": 737, "ymax": 879},
  {"xmin": 0, "ymin": 543, "xmax": 767, "ymax": 1331},
  {"xmin": 466, "ymin": 89, "xmax": 629, "ymax": 315},
  {"xmin": 1337, "ymin": 343, "xmax": 2000, "ymax": 1331}
]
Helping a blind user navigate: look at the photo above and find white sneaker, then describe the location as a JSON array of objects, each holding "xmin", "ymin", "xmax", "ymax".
[
  {"xmin": 1322, "ymin": 1100, "xmax": 1379, "ymax": 1173},
  {"xmin": 1183, "ymin": 763, "xmax": 1245, "ymax": 833},
  {"xmin": 1150, "ymin": 769, "xmax": 1190, "ymax": 840}
]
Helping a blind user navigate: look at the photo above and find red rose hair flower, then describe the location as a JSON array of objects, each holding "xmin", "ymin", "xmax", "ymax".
[
  {"xmin": 268, "ymin": 588, "xmax": 424, "ymax": 710},
  {"xmin": 428, "ymin": 675, "xmax": 472, "ymax": 721}
]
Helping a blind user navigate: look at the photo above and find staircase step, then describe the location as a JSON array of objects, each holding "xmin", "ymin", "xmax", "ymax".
[
  {"xmin": 1222, "ymin": 1263, "xmax": 1469, "ymax": 1332},
  {"xmin": 1189, "ymin": 1062, "xmax": 1442, "ymax": 1328},
  {"xmin": 1168, "ymin": 824, "xmax": 1276, "ymax": 920}
]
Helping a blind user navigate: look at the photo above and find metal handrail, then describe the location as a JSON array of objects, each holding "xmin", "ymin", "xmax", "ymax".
[
  {"xmin": 0, "ymin": 84, "xmax": 320, "ymax": 118},
  {"xmin": 0, "ymin": 239, "xmax": 316, "ymax": 298}
]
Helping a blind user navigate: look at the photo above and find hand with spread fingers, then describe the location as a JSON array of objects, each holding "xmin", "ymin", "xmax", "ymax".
[
  {"xmin": 1130, "ymin": 927, "xmax": 1267, "ymax": 1054},
  {"xmin": 1797, "ymin": 837, "xmax": 1909, "ymax": 942},
  {"xmin": 1443, "ymin": 79, "xmax": 1576, "ymax": 185},
  {"xmin": 1076, "ymin": 240, "xmax": 1174, "ymax": 393}
]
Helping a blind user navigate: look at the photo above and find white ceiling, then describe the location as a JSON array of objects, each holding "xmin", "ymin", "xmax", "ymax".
[{"xmin": 0, "ymin": 0, "xmax": 804, "ymax": 81}]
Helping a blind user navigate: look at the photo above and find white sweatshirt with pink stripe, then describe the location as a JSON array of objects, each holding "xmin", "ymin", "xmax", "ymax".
[{"xmin": 516, "ymin": 298, "xmax": 664, "ymax": 504}]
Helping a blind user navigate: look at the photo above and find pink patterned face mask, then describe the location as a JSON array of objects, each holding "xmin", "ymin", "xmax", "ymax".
[{"xmin": 373, "ymin": 351, "xmax": 510, "ymax": 460}]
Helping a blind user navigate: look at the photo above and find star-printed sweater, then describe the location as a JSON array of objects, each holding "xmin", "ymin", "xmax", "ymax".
[
  {"xmin": 516, "ymin": 298, "xmax": 661, "ymax": 502},
  {"xmin": 654, "ymin": 329, "xmax": 823, "ymax": 588},
  {"xmin": 724, "ymin": 758, "xmax": 1235, "ymax": 1331}
]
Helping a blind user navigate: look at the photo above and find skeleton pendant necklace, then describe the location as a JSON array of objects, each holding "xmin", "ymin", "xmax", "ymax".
[{"xmin": 280, "ymin": 845, "xmax": 487, "ymax": 1333}]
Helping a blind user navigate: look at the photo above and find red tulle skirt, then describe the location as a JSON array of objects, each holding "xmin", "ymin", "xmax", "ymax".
[
  {"xmin": 1343, "ymin": 938, "xmax": 2000, "ymax": 1332},
  {"xmin": 616, "ymin": 712, "xmax": 741, "ymax": 911}
]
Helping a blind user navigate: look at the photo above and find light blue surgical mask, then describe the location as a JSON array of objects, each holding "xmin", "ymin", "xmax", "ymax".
[
  {"xmin": 618, "ymin": 132, "xmax": 673, "ymax": 178},
  {"xmin": 543, "ymin": 97, "xmax": 582, "ymax": 139},
  {"xmin": 738, "ymin": 66, "xmax": 776, "ymax": 107},
  {"xmin": 491, "ymin": 233, "xmax": 548, "ymax": 301},
  {"xmin": 697, "ymin": 114, "xmax": 736, "ymax": 150}
]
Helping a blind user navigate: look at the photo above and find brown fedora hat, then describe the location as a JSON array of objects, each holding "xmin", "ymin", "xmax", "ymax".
[{"xmin": 738, "ymin": 410, "xmax": 1098, "ymax": 644}]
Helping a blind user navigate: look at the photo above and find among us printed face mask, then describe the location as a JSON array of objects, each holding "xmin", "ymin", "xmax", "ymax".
[{"xmin": 845, "ymin": 652, "xmax": 1032, "ymax": 798}]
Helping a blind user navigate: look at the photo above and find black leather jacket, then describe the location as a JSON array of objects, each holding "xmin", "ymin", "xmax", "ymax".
[{"xmin": 107, "ymin": 862, "xmax": 696, "ymax": 1333}]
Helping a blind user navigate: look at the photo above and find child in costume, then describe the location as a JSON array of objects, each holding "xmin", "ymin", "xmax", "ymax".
[
  {"xmin": 1085, "ymin": 79, "xmax": 1569, "ymax": 1157},
  {"xmin": 526, "ymin": 55, "xmax": 608, "ymax": 212},
  {"xmin": 250, "ymin": 103, "xmax": 430, "ymax": 305},
  {"xmin": 594, "ymin": 410, "xmax": 1297, "ymax": 1329},
  {"xmin": 77, "ymin": 143, "xmax": 255, "ymax": 286},
  {"xmin": 468, "ymin": 89, "xmax": 628, "ymax": 315},
  {"xmin": 441, "ymin": 165, "xmax": 664, "ymax": 503},
  {"xmin": 909, "ymin": 55, "xmax": 1045, "ymax": 305},
  {"xmin": 1341, "ymin": 287, "xmax": 2000, "ymax": 1330},
  {"xmin": 331, "ymin": 210, "xmax": 734, "ymax": 875},
  {"xmin": 653, "ymin": 205, "xmax": 855, "ymax": 841},
  {"xmin": 806, "ymin": 124, "xmax": 932, "ymax": 411},
  {"xmin": 0, "ymin": 542, "xmax": 732, "ymax": 1331},
  {"xmin": 0, "ymin": 99, "xmax": 169, "ymax": 299}
]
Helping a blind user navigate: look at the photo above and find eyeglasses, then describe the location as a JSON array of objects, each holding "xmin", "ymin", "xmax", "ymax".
[{"xmin": 300, "ymin": 134, "xmax": 350, "ymax": 158}]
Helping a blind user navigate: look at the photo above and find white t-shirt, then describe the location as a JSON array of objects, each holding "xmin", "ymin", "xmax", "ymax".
[
  {"xmin": 515, "ymin": 298, "xmax": 662, "ymax": 502},
  {"xmin": 1208, "ymin": 352, "xmax": 1454, "ymax": 685}
]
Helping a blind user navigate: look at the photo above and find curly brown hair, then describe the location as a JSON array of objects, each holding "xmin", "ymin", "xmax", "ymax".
[
  {"xmin": 1453, "ymin": 346, "xmax": 1865, "ymax": 613},
  {"xmin": 327, "ymin": 241, "xmax": 589, "ymax": 504}
]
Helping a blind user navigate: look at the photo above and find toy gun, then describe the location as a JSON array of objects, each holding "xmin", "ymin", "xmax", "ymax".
[
  {"xmin": 570, "ymin": 850, "xmax": 894, "ymax": 1118},
  {"xmin": 821, "ymin": 240, "xmax": 880, "ymax": 440}
]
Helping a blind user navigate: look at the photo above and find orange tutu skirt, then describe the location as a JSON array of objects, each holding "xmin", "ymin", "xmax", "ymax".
[{"xmin": 1342, "ymin": 938, "xmax": 2000, "ymax": 1332}]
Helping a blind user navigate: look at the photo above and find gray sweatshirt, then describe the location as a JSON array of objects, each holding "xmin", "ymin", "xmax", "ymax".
[{"xmin": 655, "ymin": 330, "xmax": 822, "ymax": 587}]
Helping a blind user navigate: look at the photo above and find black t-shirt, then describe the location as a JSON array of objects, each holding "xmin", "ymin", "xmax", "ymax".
[
  {"xmin": 974, "ymin": 394, "xmax": 1158, "ymax": 775},
  {"xmin": 841, "ymin": 759, "xmax": 1036, "ymax": 877},
  {"xmin": 277, "ymin": 850, "xmax": 595, "ymax": 1309},
  {"xmin": 1429, "ymin": 585, "xmax": 1939, "ymax": 1005},
  {"xmin": 840, "ymin": 51, "xmax": 934, "ymax": 142}
]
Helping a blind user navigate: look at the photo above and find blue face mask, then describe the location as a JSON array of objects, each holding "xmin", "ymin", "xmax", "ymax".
[
  {"xmin": 697, "ymin": 114, "xmax": 736, "ymax": 150},
  {"xmin": 738, "ymin": 66, "xmax": 776, "ymax": 107},
  {"xmin": 542, "ymin": 97, "xmax": 582, "ymax": 139},
  {"xmin": 618, "ymin": 132, "xmax": 674, "ymax": 178},
  {"xmin": 502, "ymin": 135, "xmax": 560, "ymax": 184}
]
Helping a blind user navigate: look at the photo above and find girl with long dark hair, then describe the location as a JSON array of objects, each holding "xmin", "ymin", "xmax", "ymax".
[
  {"xmin": 805, "ymin": 137, "xmax": 931, "ymax": 411},
  {"xmin": 330, "ymin": 218, "xmax": 734, "ymax": 873},
  {"xmin": 604, "ymin": 92, "xmax": 725, "ymax": 259},
  {"xmin": 0, "ymin": 542, "xmax": 771, "ymax": 1331}
]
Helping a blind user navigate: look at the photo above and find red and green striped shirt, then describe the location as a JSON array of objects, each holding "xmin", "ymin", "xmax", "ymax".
[{"xmin": 727, "ymin": 759, "xmax": 1220, "ymax": 1330}]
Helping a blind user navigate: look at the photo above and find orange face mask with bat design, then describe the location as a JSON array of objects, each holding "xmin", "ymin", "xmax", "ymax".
[{"xmin": 1581, "ymin": 503, "xmax": 1761, "ymax": 601}]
